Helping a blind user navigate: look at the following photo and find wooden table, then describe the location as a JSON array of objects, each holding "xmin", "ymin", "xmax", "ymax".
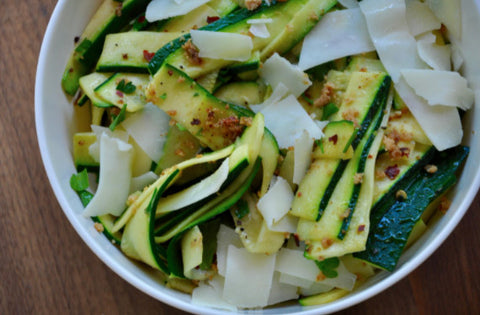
[{"xmin": 1, "ymin": 1, "xmax": 479, "ymax": 314}]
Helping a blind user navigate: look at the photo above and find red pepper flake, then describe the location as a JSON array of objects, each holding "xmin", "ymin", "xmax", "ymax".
[
  {"xmin": 206, "ymin": 16, "xmax": 220, "ymax": 24},
  {"xmin": 122, "ymin": 53, "xmax": 129, "ymax": 60},
  {"xmin": 328, "ymin": 134, "xmax": 338, "ymax": 145},
  {"xmin": 143, "ymin": 50, "xmax": 155, "ymax": 62},
  {"xmin": 400, "ymin": 147, "xmax": 410, "ymax": 157},
  {"xmin": 116, "ymin": 90, "xmax": 124, "ymax": 98},
  {"xmin": 138, "ymin": 15, "xmax": 146, "ymax": 23},
  {"xmin": 357, "ymin": 225, "xmax": 366, "ymax": 233},
  {"xmin": 190, "ymin": 118, "xmax": 201, "ymax": 125},
  {"xmin": 293, "ymin": 234, "xmax": 300, "ymax": 247},
  {"xmin": 385, "ymin": 164, "xmax": 400, "ymax": 180},
  {"xmin": 168, "ymin": 70, "xmax": 174, "ymax": 76},
  {"xmin": 297, "ymin": 192, "xmax": 302, "ymax": 197}
]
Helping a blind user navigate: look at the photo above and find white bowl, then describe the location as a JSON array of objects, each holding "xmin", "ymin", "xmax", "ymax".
[{"xmin": 35, "ymin": 1, "xmax": 480, "ymax": 314}]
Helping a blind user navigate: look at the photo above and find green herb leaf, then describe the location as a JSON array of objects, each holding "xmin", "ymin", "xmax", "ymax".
[
  {"xmin": 78, "ymin": 190, "xmax": 94, "ymax": 207},
  {"xmin": 315, "ymin": 257, "xmax": 340, "ymax": 278},
  {"xmin": 234, "ymin": 199, "xmax": 250, "ymax": 219},
  {"xmin": 176, "ymin": 123, "xmax": 187, "ymax": 132},
  {"xmin": 314, "ymin": 139, "xmax": 325, "ymax": 154},
  {"xmin": 160, "ymin": 92, "xmax": 167, "ymax": 100},
  {"xmin": 70, "ymin": 169, "xmax": 90, "ymax": 192},
  {"xmin": 302, "ymin": 93, "xmax": 314, "ymax": 105},
  {"xmin": 321, "ymin": 103, "xmax": 339, "ymax": 121},
  {"xmin": 109, "ymin": 104, "xmax": 127, "ymax": 131},
  {"xmin": 116, "ymin": 79, "xmax": 136, "ymax": 94}
]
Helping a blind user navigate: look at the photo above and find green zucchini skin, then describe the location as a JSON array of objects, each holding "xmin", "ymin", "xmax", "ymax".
[
  {"xmin": 354, "ymin": 146, "xmax": 469, "ymax": 271},
  {"xmin": 166, "ymin": 158, "xmax": 261, "ymax": 278},
  {"xmin": 147, "ymin": 2, "xmax": 277, "ymax": 75},
  {"xmin": 337, "ymin": 100, "xmax": 387, "ymax": 239},
  {"xmin": 62, "ymin": 0, "xmax": 150, "ymax": 95}
]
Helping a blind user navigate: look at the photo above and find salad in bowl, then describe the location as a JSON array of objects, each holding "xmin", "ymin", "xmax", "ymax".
[{"xmin": 36, "ymin": 0, "xmax": 480, "ymax": 312}]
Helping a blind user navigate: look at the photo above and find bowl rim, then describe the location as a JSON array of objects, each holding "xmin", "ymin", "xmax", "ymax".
[{"xmin": 35, "ymin": 0, "xmax": 480, "ymax": 314}]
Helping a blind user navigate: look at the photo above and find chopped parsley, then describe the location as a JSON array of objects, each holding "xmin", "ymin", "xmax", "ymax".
[
  {"xmin": 109, "ymin": 104, "xmax": 127, "ymax": 131},
  {"xmin": 70, "ymin": 168, "xmax": 90, "ymax": 192},
  {"xmin": 321, "ymin": 102, "xmax": 339, "ymax": 121},
  {"xmin": 116, "ymin": 79, "xmax": 136, "ymax": 94},
  {"xmin": 315, "ymin": 257, "xmax": 340, "ymax": 278},
  {"xmin": 160, "ymin": 92, "xmax": 167, "ymax": 100}
]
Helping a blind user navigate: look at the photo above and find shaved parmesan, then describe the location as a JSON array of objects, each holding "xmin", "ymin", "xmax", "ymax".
[
  {"xmin": 268, "ymin": 272, "xmax": 299, "ymax": 306},
  {"xmin": 260, "ymin": 95, "xmax": 324, "ymax": 148},
  {"xmin": 275, "ymin": 248, "xmax": 357, "ymax": 291},
  {"xmin": 293, "ymin": 130, "xmax": 314, "ymax": 184},
  {"xmin": 156, "ymin": 158, "xmax": 230, "ymax": 213},
  {"xmin": 406, "ymin": 0, "xmax": 441, "ymax": 36},
  {"xmin": 417, "ymin": 40, "xmax": 452, "ymax": 71},
  {"xmin": 216, "ymin": 225, "xmax": 242, "ymax": 277},
  {"xmin": 279, "ymin": 272, "xmax": 315, "ymax": 289},
  {"xmin": 257, "ymin": 176, "xmax": 294, "ymax": 228},
  {"xmin": 401, "ymin": 69, "xmax": 474, "ymax": 110},
  {"xmin": 190, "ymin": 30, "xmax": 253, "ymax": 61},
  {"xmin": 146, "ymin": 0, "xmax": 211, "ymax": 22},
  {"xmin": 249, "ymin": 23, "xmax": 270, "ymax": 38},
  {"xmin": 338, "ymin": 0, "xmax": 359, "ymax": 8},
  {"xmin": 299, "ymin": 8, "xmax": 374, "ymax": 71},
  {"xmin": 451, "ymin": 43, "xmax": 464, "ymax": 72},
  {"xmin": 299, "ymin": 281, "xmax": 335, "ymax": 296},
  {"xmin": 223, "ymin": 245, "xmax": 276, "ymax": 308},
  {"xmin": 275, "ymin": 248, "xmax": 320, "ymax": 281},
  {"xmin": 450, "ymin": 0, "xmax": 480, "ymax": 90},
  {"xmin": 395, "ymin": 77, "xmax": 463, "ymax": 151},
  {"xmin": 260, "ymin": 53, "xmax": 311, "ymax": 97},
  {"xmin": 83, "ymin": 133, "xmax": 133, "ymax": 217},
  {"xmin": 247, "ymin": 18, "xmax": 273, "ymax": 24},
  {"xmin": 250, "ymin": 82, "xmax": 289, "ymax": 113},
  {"xmin": 359, "ymin": 0, "xmax": 426, "ymax": 83},
  {"xmin": 268, "ymin": 214, "xmax": 298, "ymax": 234},
  {"xmin": 121, "ymin": 103, "xmax": 170, "ymax": 162},
  {"xmin": 89, "ymin": 125, "xmax": 128, "ymax": 162},
  {"xmin": 192, "ymin": 280, "xmax": 237, "ymax": 312},
  {"xmin": 425, "ymin": 0, "xmax": 462, "ymax": 40},
  {"xmin": 129, "ymin": 171, "xmax": 158, "ymax": 194}
]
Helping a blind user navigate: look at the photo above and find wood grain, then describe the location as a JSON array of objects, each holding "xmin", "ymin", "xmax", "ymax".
[{"xmin": 1, "ymin": 0, "xmax": 479, "ymax": 314}]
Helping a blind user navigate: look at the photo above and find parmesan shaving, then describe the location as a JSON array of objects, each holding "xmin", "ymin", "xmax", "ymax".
[
  {"xmin": 405, "ymin": 0, "xmax": 441, "ymax": 36},
  {"xmin": 299, "ymin": 8, "xmax": 375, "ymax": 71},
  {"xmin": 260, "ymin": 53, "xmax": 311, "ymax": 97},
  {"xmin": 249, "ymin": 23, "xmax": 270, "ymax": 38},
  {"xmin": 129, "ymin": 171, "xmax": 158, "ymax": 194},
  {"xmin": 293, "ymin": 130, "xmax": 314, "ymax": 185},
  {"xmin": 257, "ymin": 176, "xmax": 294, "ymax": 228},
  {"xmin": 223, "ymin": 245, "xmax": 276, "ymax": 308},
  {"xmin": 146, "ymin": 0, "xmax": 211, "ymax": 22},
  {"xmin": 121, "ymin": 103, "xmax": 170, "ymax": 162},
  {"xmin": 260, "ymin": 94, "xmax": 324, "ymax": 149},
  {"xmin": 83, "ymin": 133, "xmax": 133, "ymax": 217},
  {"xmin": 401, "ymin": 69, "xmax": 474, "ymax": 110},
  {"xmin": 190, "ymin": 30, "xmax": 253, "ymax": 61},
  {"xmin": 395, "ymin": 77, "xmax": 463, "ymax": 151},
  {"xmin": 359, "ymin": 0, "xmax": 426, "ymax": 83},
  {"xmin": 156, "ymin": 158, "xmax": 230, "ymax": 213}
]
